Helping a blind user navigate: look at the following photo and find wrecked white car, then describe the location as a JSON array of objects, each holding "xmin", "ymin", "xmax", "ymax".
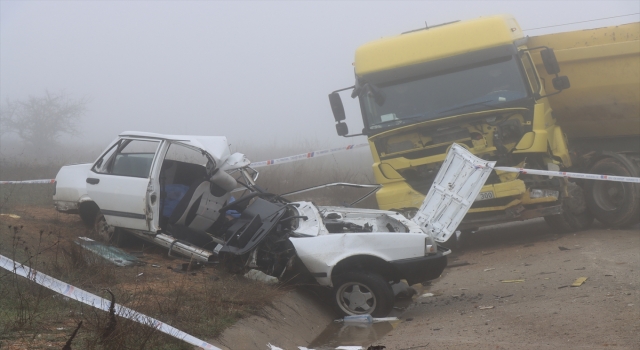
[{"xmin": 53, "ymin": 132, "xmax": 493, "ymax": 316}]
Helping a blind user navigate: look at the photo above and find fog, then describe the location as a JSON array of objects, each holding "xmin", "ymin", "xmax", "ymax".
[{"xmin": 1, "ymin": 1, "xmax": 638, "ymax": 153}]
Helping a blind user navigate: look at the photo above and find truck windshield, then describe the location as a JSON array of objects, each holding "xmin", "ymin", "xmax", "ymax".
[{"xmin": 362, "ymin": 56, "xmax": 528, "ymax": 130}]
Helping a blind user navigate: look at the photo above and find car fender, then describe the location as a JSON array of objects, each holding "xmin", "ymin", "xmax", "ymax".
[{"xmin": 290, "ymin": 231, "xmax": 426, "ymax": 287}]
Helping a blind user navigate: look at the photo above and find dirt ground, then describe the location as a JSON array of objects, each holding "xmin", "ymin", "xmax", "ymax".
[
  {"xmin": 377, "ymin": 219, "xmax": 640, "ymax": 350},
  {"xmin": 2, "ymin": 204, "xmax": 639, "ymax": 350}
]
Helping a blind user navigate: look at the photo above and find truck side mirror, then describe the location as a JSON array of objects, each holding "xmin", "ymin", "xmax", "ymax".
[
  {"xmin": 540, "ymin": 48, "xmax": 560, "ymax": 75},
  {"xmin": 329, "ymin": 92, "xmax": 346, "ymax": 122},
  {"xmin": 336, "ymin": 122, "xmax": 349, "ymax": 136},
  {"xmin": 552, "ymin": 75, "xmax": 570, "ymax": 90}
]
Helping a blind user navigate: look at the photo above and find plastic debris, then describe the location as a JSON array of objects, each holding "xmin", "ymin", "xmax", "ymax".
[
  {"xmin": 74, "ymin": 237, "xmax": 142, "ymax": 267},
  {"xmin": 0, "ymin": 214, "xmax": 20, "ymax": 219},
  {"xmin": 501, "ymin": 279, "xmax": 525, "ymax": 283},
  {"xmin": 267, "ymin": 344, "xmax": 284, "ymax": 350},
  {"xmin": 571, "ymin": 277, "xmax": 588, "ymax": 287},
  {"xmin": 478, "ymin": 306, "xmax": 494, "ymax": 310},
  {"xmin": 244, "ymin": 269, "xmax": 278, "ymax": 285},
  {"xmin": 420, "ymin": 292, "xmax": 435, "ymax": 298},
  {"xmin": 484, "ymin": 268, "xmax": 495, "ymax": 272}
]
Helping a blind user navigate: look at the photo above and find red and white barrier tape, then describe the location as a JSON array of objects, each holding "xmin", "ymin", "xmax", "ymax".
[
  {"xmin": 1, "ymin": 144, "xmax": 639, "ymax": 184},
  {"xmin": 249, "ymin": 143, "xmax": 369, "ymax": 168},
  {"xmin": 0, "ymin": 254, "xmax": 220, "ymax": 350},
  {"xmin": 0, "ymin": 179, "xmax": 55, "ymax": 185},
  {"xmin": 493, "ymin": 166, "xmax": 640, "ymax": 184}
]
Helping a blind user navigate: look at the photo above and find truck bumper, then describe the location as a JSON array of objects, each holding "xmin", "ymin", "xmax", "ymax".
[{"xmin": 390, "ymin": 246, "xmax": 450, "ymax": 285}]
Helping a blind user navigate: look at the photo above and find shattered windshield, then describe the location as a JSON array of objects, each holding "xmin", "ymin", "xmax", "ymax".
[{"xmin": 361, "ymin": 56, "xmax": 528, "ymax": 130}]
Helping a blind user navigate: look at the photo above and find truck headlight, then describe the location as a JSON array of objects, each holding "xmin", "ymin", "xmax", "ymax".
[{"xmin": 530, "ymin": 189, "xmax": 559, "ymax": 199}]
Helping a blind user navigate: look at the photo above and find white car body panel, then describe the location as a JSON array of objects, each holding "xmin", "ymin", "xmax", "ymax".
[
  {"xmin": 53, "ymin": 163, "xmax": 92, "ymax": 212},
  {"xmin": 411, "ymin": 144, "xmax": 496, "ymax": 243},
  {"xmin": 290, "ymin": 204, "xmax": 432, "ymax": 286},
  {"xmin": 86, "ymin": 175, "xmax": 153, "ymax": 231},
  {"xmin": 290, "ymin": 231, "xmax": 428, "ymax": 286}
]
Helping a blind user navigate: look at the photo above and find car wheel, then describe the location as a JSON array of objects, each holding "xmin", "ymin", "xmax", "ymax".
[
  {"xmin": 333, "ymin": 271, "xmax": 394, "ymax": 317},
  {"xmin": 93, "ymin": 212, "xmax": 116, "ymax": 242}
]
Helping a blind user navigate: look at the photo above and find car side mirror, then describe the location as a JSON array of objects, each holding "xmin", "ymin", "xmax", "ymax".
[
  {"xmin": 329, "ymin": 92, "xmax": 346, "ymax": 122},
  {"xmin": 540, "ymin": 48, "xmax": 560, "ymax": 75},
  {"xmin": 336, "ymin": 122, "xmax": 349, "ymax": 136},
  {"xmin": 552, "ymin": 75, "xmax": 570, "ymax": 90}
]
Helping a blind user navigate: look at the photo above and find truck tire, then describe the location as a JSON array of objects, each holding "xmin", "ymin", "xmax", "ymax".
[
  {"xmin": 544, "ymin": 182, "xmax": 594, "ymax": 233},
  {"xmin": 585, "ymin": 156, "xmax": 640, "ymax": 228},
  {"xmin": 333, "ymin": 271, "xmax": 394, "ymax": 317}
]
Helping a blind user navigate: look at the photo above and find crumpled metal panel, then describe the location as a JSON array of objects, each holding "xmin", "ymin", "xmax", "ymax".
[{"xmin": 412, "ymin": 143, "xmax": 495, "ymax": 243}]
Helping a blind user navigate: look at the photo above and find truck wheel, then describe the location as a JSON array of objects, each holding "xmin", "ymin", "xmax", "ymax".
[
  {"xmin": 333, "ymin": 271, "xmax": 394, "ymax": 317},
  {"xmin": 544, "ymin": 182, "xmax": 594, "ymax": 233},
  {"xmin": 585, "ymin": 157, "xmax": 640, "ymax": 228}
]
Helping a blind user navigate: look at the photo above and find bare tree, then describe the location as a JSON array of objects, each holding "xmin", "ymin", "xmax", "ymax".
[{"xmin": 0, "ymin": 91, "xmax": 88, "ymax": 152}]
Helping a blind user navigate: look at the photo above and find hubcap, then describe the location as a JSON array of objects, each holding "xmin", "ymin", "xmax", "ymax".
[{"xmin": 337, "ymin": 282, "xmax": 376, "ymax": 314}]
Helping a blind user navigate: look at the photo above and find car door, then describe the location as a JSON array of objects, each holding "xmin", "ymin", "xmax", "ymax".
[
  {"xmin": 86, "ymin": 138, "xmax": 162, "ymax": 232},
  {"xmin": 411, "ymin": 143, "xmax": 496, "ymax": 242}
]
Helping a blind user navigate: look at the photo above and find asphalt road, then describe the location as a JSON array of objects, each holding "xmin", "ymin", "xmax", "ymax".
[{"xmin": 378, "ymin": 219, "xmax": 640, "ymax": 350}]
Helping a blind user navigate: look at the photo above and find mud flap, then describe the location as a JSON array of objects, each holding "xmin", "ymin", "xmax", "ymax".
[{"xmin": 411, "ymin": 144, "xmax": 495, "ymax": 243}]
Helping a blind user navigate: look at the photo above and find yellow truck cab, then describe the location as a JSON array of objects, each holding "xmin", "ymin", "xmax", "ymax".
[{"xmin": 328, "ymin": 15, "xmax": 640, "ymax": 233}]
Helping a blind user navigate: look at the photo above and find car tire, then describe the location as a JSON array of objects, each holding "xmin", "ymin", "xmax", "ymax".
[
  {"xmin": 585, "ymin": 157, "xmax": 640, "ymax": 228},
  {"xmin": 333, "ymin": 271, "xmax": 394, "ymax": 317},
  {"xmin": 79, "ymin": 203, "xmax": 99, "ymax": 227},
  {"xmin": 93, "ymin": 211, "xmax": 116, "ymax": 242},
  {"xmin": 544, "ymin": 182, "xmax": 594, "ymax": 233}
]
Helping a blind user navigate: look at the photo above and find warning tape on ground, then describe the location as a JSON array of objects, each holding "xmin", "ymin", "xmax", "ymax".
[
  {"xmin": 0, "ymin": 254, "xmax": 220, "ymax": 350},
  {"xmin": 0, "ymin": 179, "xmax": 55, "ymax": 185},
  {"xmin": 249, "ymin": 143, "xmax": 369, "ymax": 168},
  {"xmin": 493, "ymin": 166, "xmax": 640, "ymax": 184}
]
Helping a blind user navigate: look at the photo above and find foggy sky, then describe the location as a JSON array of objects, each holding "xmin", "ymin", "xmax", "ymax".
[{"xmin": 1, "ymin": 1, "xmax": 638, "ymax": 151}]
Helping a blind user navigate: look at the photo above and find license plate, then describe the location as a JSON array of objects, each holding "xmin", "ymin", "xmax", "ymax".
[{"xmin": 476, "ymin": 191, "xmax": 495, "ymax": 201}]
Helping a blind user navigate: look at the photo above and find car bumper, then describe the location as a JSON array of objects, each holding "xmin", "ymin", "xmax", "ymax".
[
  {"xmin": 390, "ymin": 246, "xmax": 450, "ymax": 285},
  {"xmin": 53, "ymin": 200, "xmax": 79, "ymax": 214}
]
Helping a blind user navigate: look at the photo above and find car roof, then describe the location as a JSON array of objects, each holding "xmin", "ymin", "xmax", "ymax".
[{"xmin": 119, "ymin": 131, "xmax": 231, "ymax": 162}]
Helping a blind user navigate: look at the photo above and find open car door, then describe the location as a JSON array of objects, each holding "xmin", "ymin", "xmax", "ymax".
[
  {"xmin": 412, "ymin": 143, "xmax": 495, "ymax": 243},
  {"xmin": 86, "ymin": 138, "xmax": 161, "ymax": 232}
]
